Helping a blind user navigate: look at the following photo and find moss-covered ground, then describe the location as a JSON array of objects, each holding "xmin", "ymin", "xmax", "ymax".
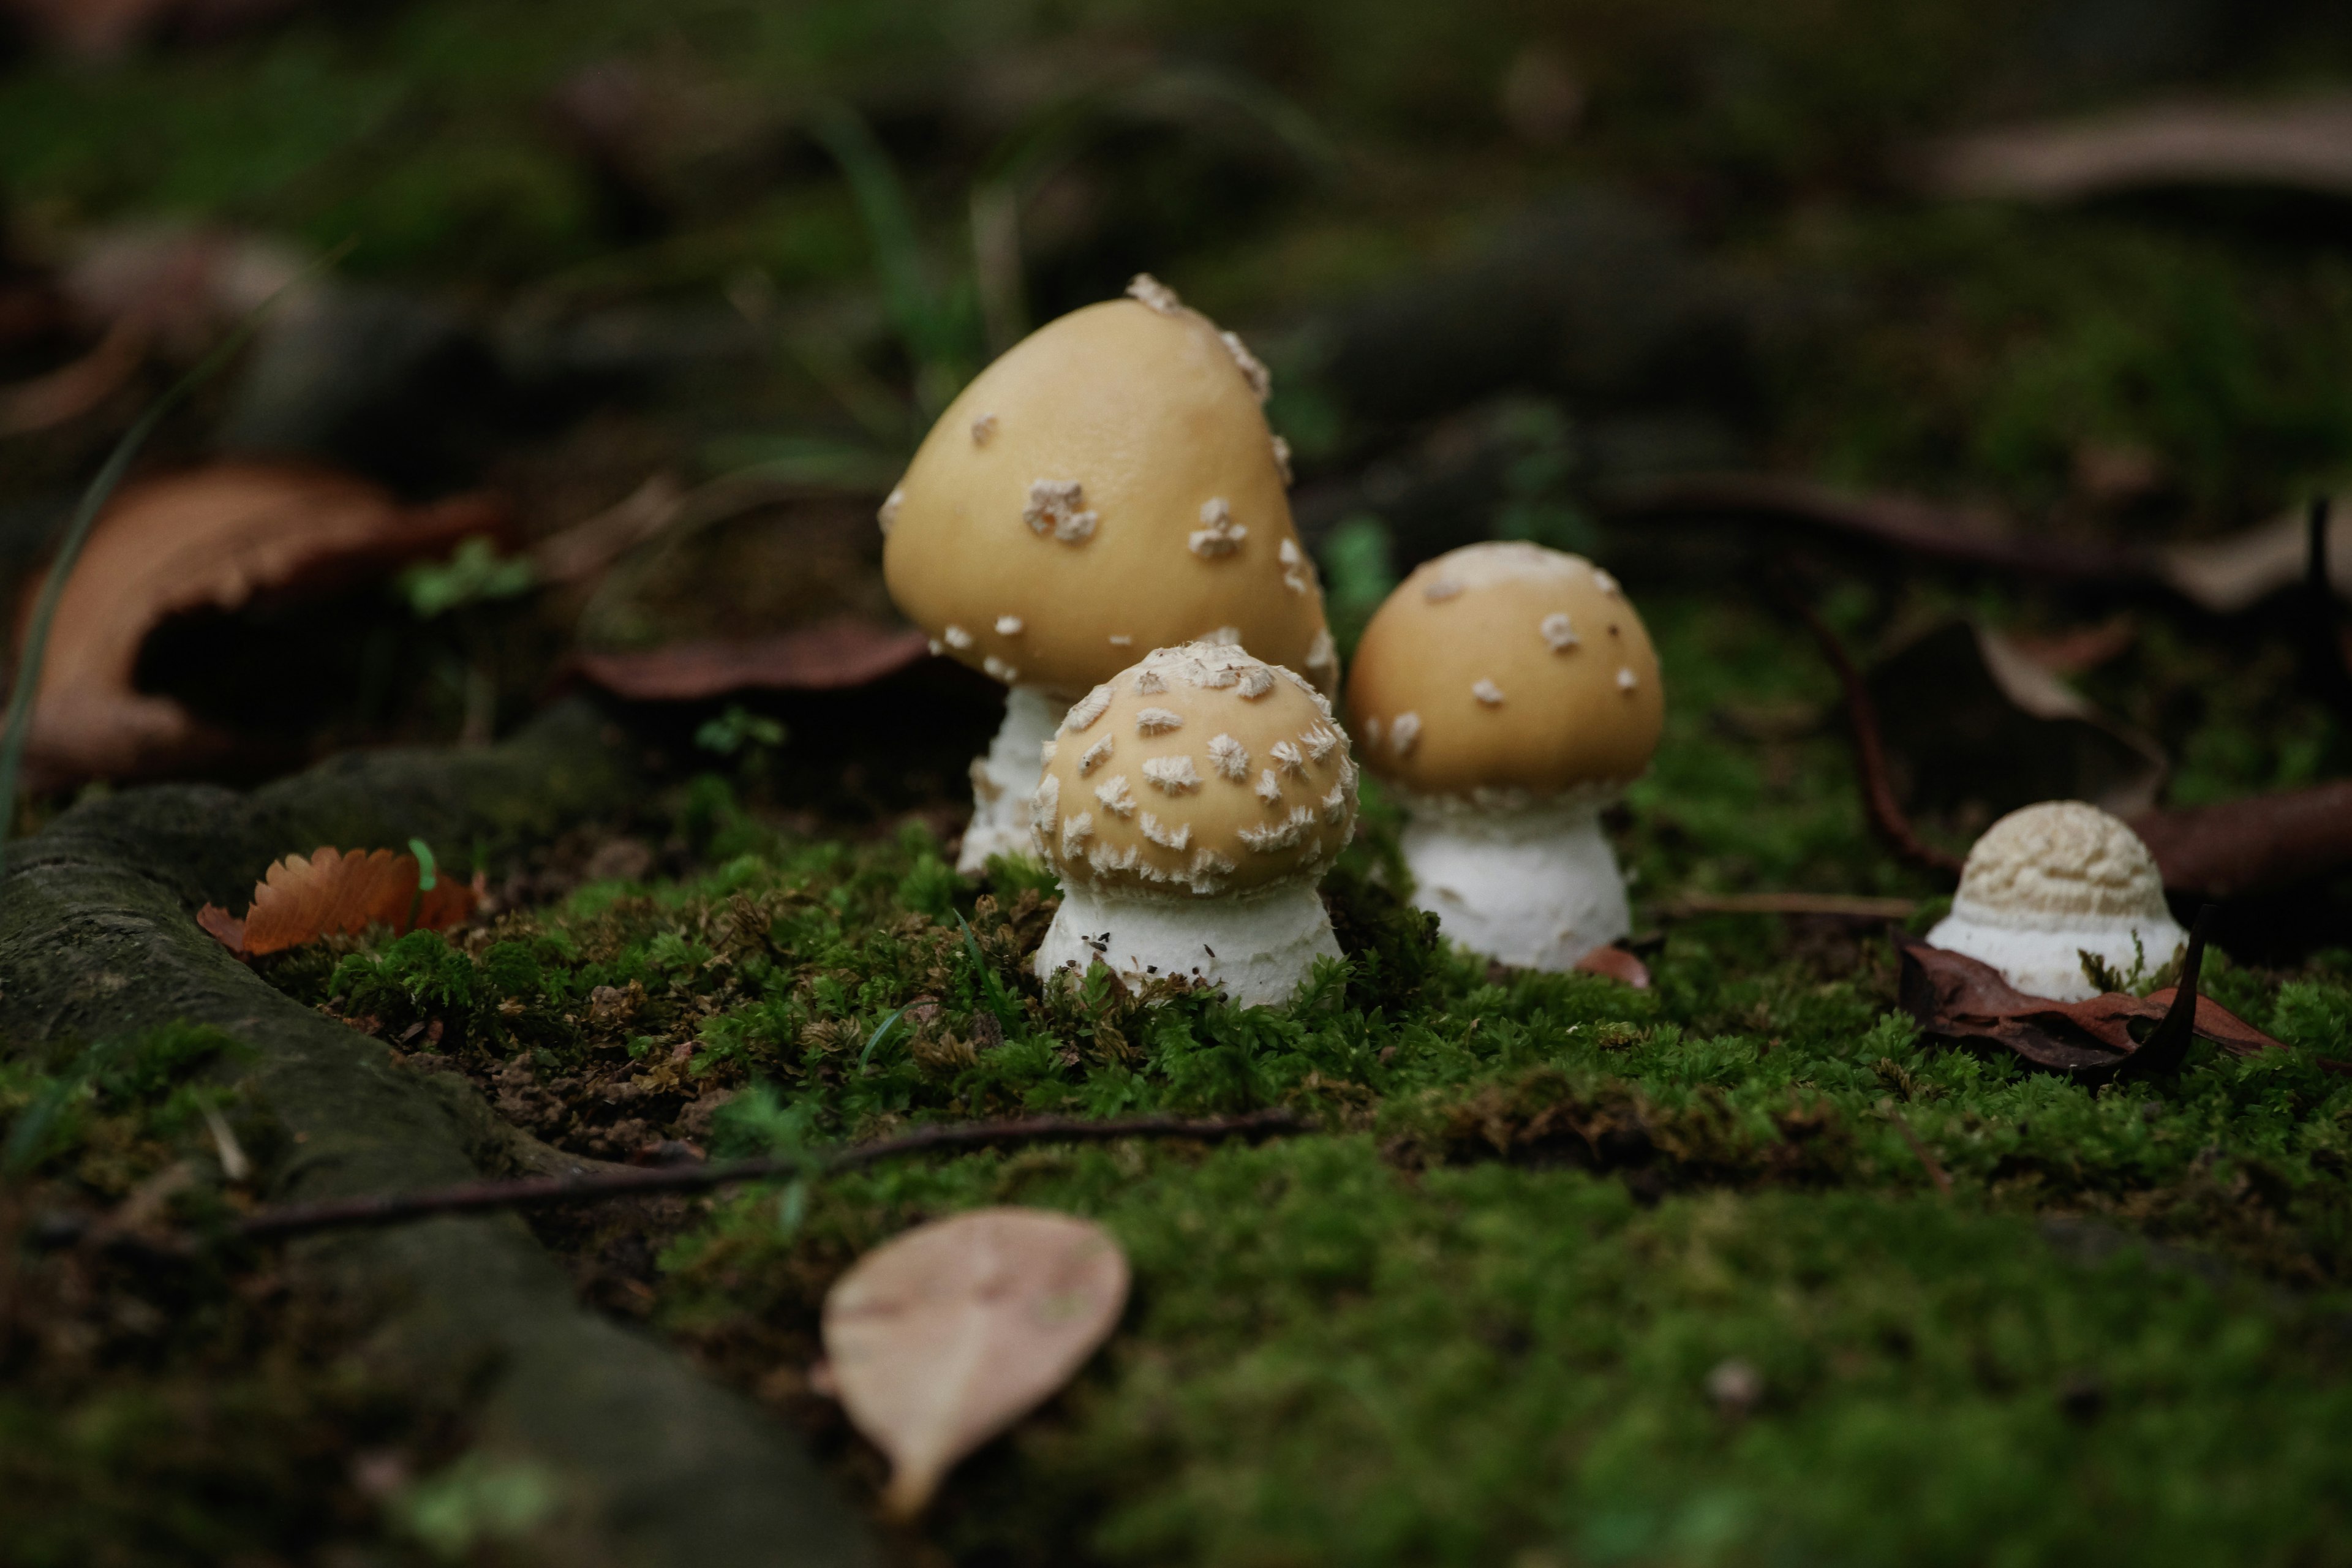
[{"xmin": 228, "ymin": 592, "xmax": 2352, "ymax": 1564}]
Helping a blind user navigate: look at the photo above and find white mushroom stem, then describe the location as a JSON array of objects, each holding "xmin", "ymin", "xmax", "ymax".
[
  {"xmin": 1035, "ymin": 880, "xmax": 1340, "ymax": 1008},
  {"xmin": 1924, "ymin": 908, "xmax": 2186, "ymax": 1002},
  {"xmin": 1401, "ymin": 795, "xmax": 1629, "ymax": 970},
  {"xmin": 957, "ymin": 685, "xmax": 1069, "ymax": 876}
]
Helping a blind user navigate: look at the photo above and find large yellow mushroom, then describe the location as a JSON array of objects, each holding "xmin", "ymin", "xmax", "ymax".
[{"xmin": 881, "ymin": 276, "xmax": 1335, "ymax": 873}]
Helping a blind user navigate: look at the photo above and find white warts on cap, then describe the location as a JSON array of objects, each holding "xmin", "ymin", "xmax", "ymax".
[
  {"xmin": 1270, "ymin": 739, "xmax": 1305, "ymax": 777},
  {"xmin": 1208, "ymin": 733, "xmax": 1249, "ymax": 780},
  {"xmin": 1189, "ymin": 497, "xmax": 1247, "ymax": 557},
  {"xmin": 1541, "ymin": 611, "xmax": 1579, "ymax": 651},
  {"xmin": 943, "ymin": 624, "xmax": 974, "ymax": 651},
  {"xmin": 995, "ymin": 614, "xmax": 1023, "ymax": 636},
  {"xmin": 1593, "ymin": 568, "xmax": 1621, "ymax": 596},
  {"xmin": 1424, "ymin": 578, "xmax": 1463, "ymax": 602},
  {"xmin": 1220, "ymin": 330, "xmax": 1272, "ymax": 401},
  {"xmin": 1134, "ymin": 668, "xmax": 1167, "ymax": 695},
  {"xmin": 1079, "ymin": 734, "xmax": 1114, "ymax": 775},
  {"xmin": 1109, "ymin": 633, "xmax": 1133, "ymax": 646},
  {"xmin": 1061, "ymin": 685, "xmax": 1113, "ymax": 734},
  {"xmin": 1616, "ymin": 666, "xmax": 1639, "ymax": 693},
  {"xmin": 1390, "ymin": 712, "xmax": 1423, "ymax": 756},
  {"xmin": 1205, "ymin": 625, "xmax": 1244, "ymax": 645},
  {"xmin": 927, "ymin": 638, "xmax": 943, "ymax": 656},
  {"xmin": 1363, "ymin": 716, "xmax": 1382, "ymax": 747},
  {"xmin": 1305, "ymin": 627, "xmax": 1336, "ymax": 674},
  {"xmin": 1031, "ymin": 774, "xmax": 1060, "ymax": 823},
  {"xmin": 1473, "ymin": 679, "xmax": 1504, "ymax": 706},
  {"xmin": 1060, "ymin": 812, "xmax": 1094, "ymax": 856},
  {"xmin": 1238, "ymin": 667, "xmax": 1275, "ymax": 699},
  {"xmin": 1256, "ymin": 769, "xmax": 1282, "ymax": 804},
  {"xmin": 1302, "ymin": 725, "xmax": 1338, "ymax": 762},
  {"xmin": 1136, "ymin": 706, "xmax": 1184, "ymax": 734},
  {"xmin": 1127, "ymin": 273, "xmax": 1182, "ymax": 314},
  {"xmin": 1023, "ymin": 478, "xmax": 1098, "ymax": 543},
  {"xmin": 1142, "ymin": 755, "xmax": 1202, "ymax": 794},
  {"xmin": 1278, "ymin": 537, "xmax": 1313, "ymax": 595},
  {"xmin": 1095, "ymin": 775, "xmax": 1137, "ymax": 818},
  {"xmin": 877, "ymin": 487, "xmax": 905, "ymax": 535},
  {"xmin": 983, "ymin": 655, "xmax": 1019, "ymax": 682},
  {"xmin": 971, "ymin": 413, "xmax": 998, "ymax": 447},
  {"xmin": 1321, "ymin": 783, "xmax": 1348, "ymax": 823},
  {"xmin": 1238, "ymin": 804, "xmax": 1318, "ymax": 854},
  {"xmin": 1039, "ymin": 740, "xmax": 1058, "ymax": 764},
  {"xmin": 1140, "ymin": 812, "xmax": 1192, "ymax": 851}
]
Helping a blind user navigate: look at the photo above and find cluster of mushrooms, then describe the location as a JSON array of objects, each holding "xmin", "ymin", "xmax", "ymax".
[{"xmin": 880, "ymin": 276, "xmax": 2192, "ymax": 1009}]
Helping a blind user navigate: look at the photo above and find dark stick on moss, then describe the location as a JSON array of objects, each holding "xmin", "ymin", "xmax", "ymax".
[
  {"xmin": 1769, "ymin": 581, "xmax": 1967, "ymax": 877},
  {"xmin": 2117, "ymin": 907, "xmax": 2212, "ymax": 1082},
  {"xmin": 42, "ymin": 1109, "xmax": 1306, "ymax": 1253}
]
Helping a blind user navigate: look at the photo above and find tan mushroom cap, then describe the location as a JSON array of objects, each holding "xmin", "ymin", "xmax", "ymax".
[
  {"xmin": 1031, "ymin": 642, "xmax": 1356, "ymax": 899},
  {"xmin": 1344, "ymin": 541, "xmax": 1663, "ymax": 799},
  {"xmin": 881, "ymin": 277, "xmax": 1333, "ymax": 697}
]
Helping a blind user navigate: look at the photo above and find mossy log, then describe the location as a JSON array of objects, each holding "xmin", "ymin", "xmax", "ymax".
[{"xmin": 0, "ymin": 701, "xmax": 877, "ymax": 1568}]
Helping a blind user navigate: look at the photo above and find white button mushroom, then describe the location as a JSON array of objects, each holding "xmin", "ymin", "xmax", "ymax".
[
  {"xmin": 881, "ymin": 277, "xmax": 1334, "ymax": 875},
  {"xmin": 1030, "ymin": 642, "xmax": 1355, "ymax": 1008},
  {"xmin": 1925, "ymin": 800, "xmax": 2187, "ymax": 1001},
  {"xmin": 1345, "ymin": 541, "xmax": 1664, "ymax": 970}
]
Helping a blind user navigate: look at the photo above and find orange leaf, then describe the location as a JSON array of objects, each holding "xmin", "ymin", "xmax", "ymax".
[
  {"xmin": 197, "ymin": 845, "xmax": 477, "ymax": 957},
  {"xmin": 1574, "ymin": 944, "xmax": 1652, "ymax": 989}
]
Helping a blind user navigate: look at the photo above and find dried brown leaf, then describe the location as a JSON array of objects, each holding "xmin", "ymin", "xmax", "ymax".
[
  {"xmin": 1893, "ymin": 930, "xmax": 2282, "ymax": 1081},
  {"xmin": 820, "ymin": 1207, "xmax": 1129, "ymax": 1516},
  {"xmin": 2130, "ymin": 782, "xmax": 2352, "ymax": 901},
  {"xmin": 196, "ymin": 846, "xmax": 476, "ymax": 957},
  {"xmin": 0, "ymin": 317, "xmax": 146, "ymax": 436},
  {"xmin": 17, "ymin": 462, "xmax": 507, "ymax": 789},
  {"xmin": 1572, "ymin": 945, "xmax": 1651, "ymax": 989},
  {"xmin": 575, "ymin": 619, "xmax": 930, "ymax": 699}
]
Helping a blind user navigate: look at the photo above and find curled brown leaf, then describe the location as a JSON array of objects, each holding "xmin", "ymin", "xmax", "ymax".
[{"xmin": 17, "ymin": 462, "xmax": 507, "ymax": 789}]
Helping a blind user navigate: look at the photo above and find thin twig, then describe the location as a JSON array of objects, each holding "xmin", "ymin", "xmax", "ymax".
[
  {"xmin": 1884, "ymin": 1108, "xmax": 1953, "ymax": 1197},
  {"xmin": 1769, "ymin": 581, "xmax": 1966, "ymax": 878},
  {"xmin": 1662, "ymin": 892, "xmax": 1918, "ymax": 921},
  {"xmin": 37, "ymin": 1108, "xmax": 1305, "ymax": 1254}
]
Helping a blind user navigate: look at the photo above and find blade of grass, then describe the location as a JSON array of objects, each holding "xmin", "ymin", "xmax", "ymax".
[{"xmin": 0, "ymin": 245, "xmax": 349, "ymax": 860}]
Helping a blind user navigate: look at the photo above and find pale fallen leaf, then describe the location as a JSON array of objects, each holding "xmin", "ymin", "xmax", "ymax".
[
  {"xmin": 197, "ymin": 845, "xmax": 476, "ymax": 957},
  {"xmin": 17, "ymin": 462, "xmax": 507, "ymax": 789},
  {"xmin": 2157, "ymin": 498, "xmax": 2352, "ymax": 613},
  {"xmin": 1924, "ymin": 96, "xmax": 2352, "ymax": 204},
  {"xmin": 820, "ymin": 1207, "xmax": 1129, "ymax": 1516}
]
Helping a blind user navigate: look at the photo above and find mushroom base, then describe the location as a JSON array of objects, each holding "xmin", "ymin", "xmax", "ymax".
[
  {"xmin": 1401, "ymin": 802, "xmax": 1629, "ymax": 970},
  {"xmin": 1924, "ymin": 911, "xmax": 2188, "ymax": 1003},
  {"xmin": 956, "ymin": 685, "xmax": 1068, "ymax": 876},
  {"xmin": 1036, "ymin": 880, "xmax": 1340, "ymax": 1009}
]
